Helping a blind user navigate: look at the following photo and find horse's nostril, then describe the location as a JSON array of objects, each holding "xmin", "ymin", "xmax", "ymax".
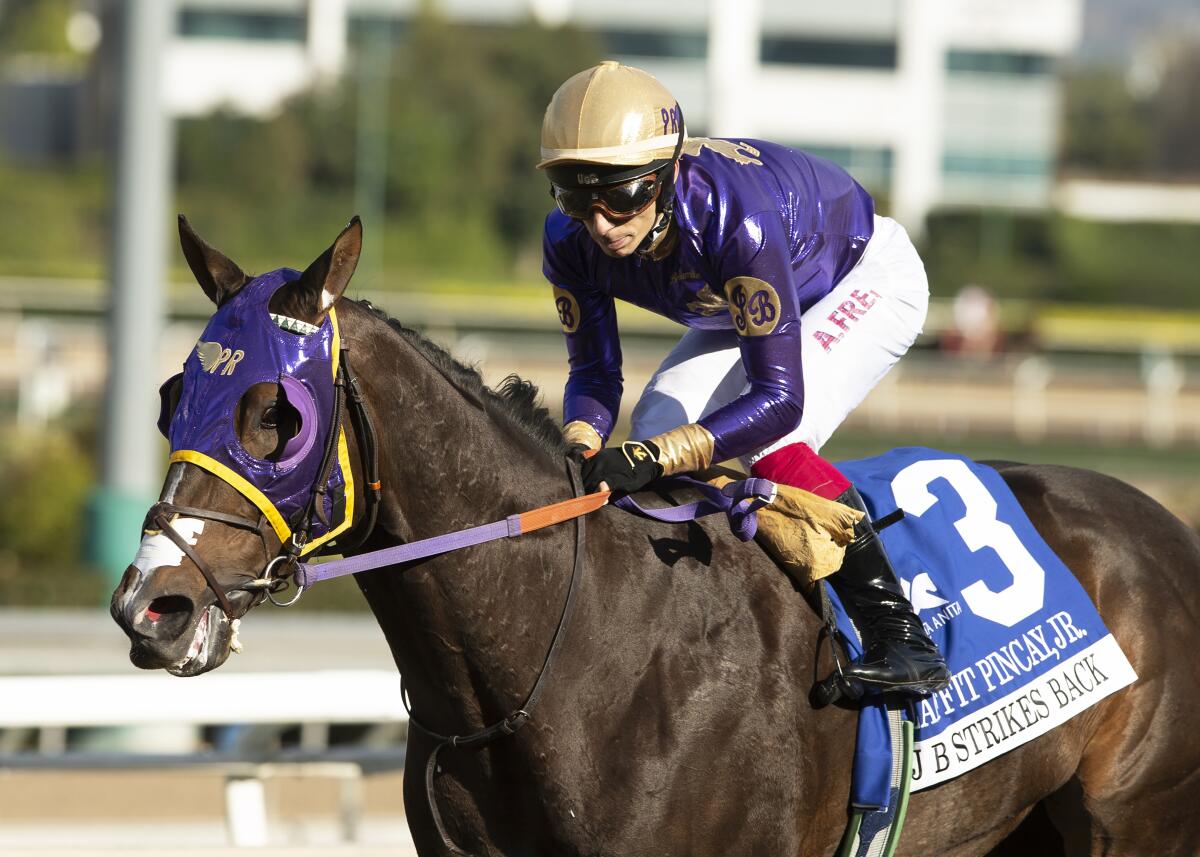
[{"xmin": 146, "ymin": 595, "xmax": 192, "ymax": 623}]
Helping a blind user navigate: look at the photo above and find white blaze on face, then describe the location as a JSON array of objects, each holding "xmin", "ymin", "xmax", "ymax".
[{"xmin": 133, "ymin": 517, "xmax": 205, "ymax": 577}]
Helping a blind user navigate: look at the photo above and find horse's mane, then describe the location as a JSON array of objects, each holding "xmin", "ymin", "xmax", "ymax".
[{"xmin": 357, "ymin": 300, "xmax": 568, "ymax": 458}]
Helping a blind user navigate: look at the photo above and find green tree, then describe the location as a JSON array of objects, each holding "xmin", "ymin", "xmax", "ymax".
[
  {"xmin": 0, "ymin": 0, "xmax": 75, "ymax": 55},
  {"xmin": 1148, "ymin": 41, "xmax": 1200, "ymax": 175},
  {"xmin": 173, "ymin": 11, "xmax": 602, "ymax": 279},
  {"xmin": 1061, "ymin": 68, "xmax": 1151, "ymax": 174},
  {"xmin": 0, "ymin": 428, "xmax": 94, "ymax": 567}
]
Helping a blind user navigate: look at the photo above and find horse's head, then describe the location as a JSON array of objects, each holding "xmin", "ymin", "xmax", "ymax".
[{"xmin": 110, "ymin": 216, "xmax": 363, "ymax": 676}]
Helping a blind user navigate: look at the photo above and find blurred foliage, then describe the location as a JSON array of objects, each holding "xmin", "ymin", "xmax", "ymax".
[
  {"xmin": 923, "ymin": 209, "xmax": 1200, "ymax": 306},
  {"xmin": 0, "ymin": 155, "xmax": 108, "ymax": 277},
  {"xmin": 1148, "ymin": 43, "xmax": 1200, "ymax": 176},
  {"xmin": 1063, "ymin": 39, "xmax": 1200, "ymax": 177},
  {"xmin": 923, "ymin": 210, "xmax": 1058, "ymax": 302},
  {"xmin": 0, "ymin": 11, "xmax": 601, "ymax": 283},
  {"xmin": 0, "ymin": 0, "xmax": 75, "ymax": 56},
  {"xmin": 1051, "ymin": 217, "xmax": 1200, "ymax": 305},
  {"xmin": 0, "ymin": 425, "xmax": 106, "ymax": 606},
  {"xmin": 174, "ymin": 12, "xmax": 602, "ymax": 281},
  {"xmin": 1062, "ymin": 69, "xmax": 1151, "ymax": 174},
  {"xmin": 1, "ymin": 6, "xmax": 1197, "ymax": 303}
]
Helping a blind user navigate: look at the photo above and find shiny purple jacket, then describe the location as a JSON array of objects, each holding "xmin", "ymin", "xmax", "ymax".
[{"xmin": 543, "ymin": 138, "xmax": 874, "ymax": 462}]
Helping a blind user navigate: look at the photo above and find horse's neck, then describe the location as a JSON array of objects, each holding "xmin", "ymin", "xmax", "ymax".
[{"xmin": 352, "ymin": 312, "xmax": 572, "ymax": 731}]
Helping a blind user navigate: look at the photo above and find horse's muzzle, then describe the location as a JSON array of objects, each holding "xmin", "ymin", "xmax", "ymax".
[{"xmin": 110, "ymin": 564, "xmax": 234, "ymax": 675}]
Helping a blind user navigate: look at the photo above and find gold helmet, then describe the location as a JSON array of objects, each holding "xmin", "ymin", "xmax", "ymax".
[
  {"xmin": 537, "ymin": 61, "xmax": 685, "ymax": 179},
  {"xmin": 538, "ymin": 62, "xmax": 685, "ymax": 252}
]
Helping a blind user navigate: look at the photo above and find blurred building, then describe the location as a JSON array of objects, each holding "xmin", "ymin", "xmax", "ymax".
[{"xmin": 163, "ymin": 0, "xmax": 1082, "ymax": 235}]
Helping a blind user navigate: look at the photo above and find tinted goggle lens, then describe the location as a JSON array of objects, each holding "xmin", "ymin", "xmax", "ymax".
[{"xmin": 553, "ymin": 175, "xmax": 661, "ymax": 220}]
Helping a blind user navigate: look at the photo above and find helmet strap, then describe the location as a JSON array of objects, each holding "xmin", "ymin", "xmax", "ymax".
[
  {"xmin": 635, "ymin": 106, "xmax": 685, "ymax": 258},
  {"xmin": 636, "ymin": 200, "xmax": 675, "ymax": 258},
  {"xmin": 636, "ymin": 163, "xmax": 679, "ymax": 257}
]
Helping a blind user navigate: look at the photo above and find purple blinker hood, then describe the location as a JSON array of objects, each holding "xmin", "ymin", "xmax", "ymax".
[{"xmin": 160, "ymin": 269, "xmax": 352, "ymax": 553}]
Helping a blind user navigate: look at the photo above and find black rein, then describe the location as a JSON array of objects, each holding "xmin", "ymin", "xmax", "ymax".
[{"xmin": 405, "ymin": 457, "xmax": 588, "ymax": 857}]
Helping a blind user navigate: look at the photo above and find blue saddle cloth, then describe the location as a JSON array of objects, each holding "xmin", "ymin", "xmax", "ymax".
[{"xmin": 833, "ymin": 448, "xmax": 1137, "ymax": 808}]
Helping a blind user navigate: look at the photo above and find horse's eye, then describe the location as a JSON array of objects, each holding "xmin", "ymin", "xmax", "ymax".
[{"xmin": 261, "ymin": 404, "xmax": 279, "ymax": 430}]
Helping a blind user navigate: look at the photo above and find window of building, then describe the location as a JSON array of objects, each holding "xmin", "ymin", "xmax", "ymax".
[
  {"xmin": 761, "ymin": 37, "xmax": 897, "ymax": 69},
  {"xmin": 598, "ymin": 29, "xmax": 707, "ymax": 60},
  {"xmin": 348, "ymin": 16, "xmax": 408, "ymax": 48},
  {"xmin": 946, "ymin": 50, "xmax": 1054, "ymax": 76},
  {"xmin": 178, "ymin": 10, "xmax": 307, "ymax": 42},
  {"xmin": 942, "ymin": 152, "xmax": 1051, "ymax": 177},
  {"xmin": 792, "ymin": 143, "xmax": 894, "ymax": 190}
]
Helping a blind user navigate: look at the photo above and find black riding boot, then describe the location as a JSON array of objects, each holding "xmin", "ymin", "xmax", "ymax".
[{"xmin": 828, "ymin": 486, "xmax": 951, "ymax": 696}]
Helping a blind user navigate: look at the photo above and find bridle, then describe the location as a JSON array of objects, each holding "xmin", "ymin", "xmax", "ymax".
[{"xmin": 148, "ymin": 337, "xmax": 382, "ymax": 618}]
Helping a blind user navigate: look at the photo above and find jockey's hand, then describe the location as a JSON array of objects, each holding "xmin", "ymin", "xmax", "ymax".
[{"xmin": 582, "ymin": 440, "xmax": 663, "ymax": 495}]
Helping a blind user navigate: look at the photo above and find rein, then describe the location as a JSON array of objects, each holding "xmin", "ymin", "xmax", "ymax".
[
  {"xmin": 401, "ymin": 458, "xmax": 591, "ymax": 857},
  {"xmin": 286, "ymin": 467, "xmax": 773, "ymax": 855},
  {"xmin": 293, "ymin": 476, "xmax": 774, "ymax": 587}
]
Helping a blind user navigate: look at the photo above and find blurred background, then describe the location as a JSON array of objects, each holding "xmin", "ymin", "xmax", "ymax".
[{"xmin": 0, "ymin": 0, "xmax": 1197, "ymax": 852}]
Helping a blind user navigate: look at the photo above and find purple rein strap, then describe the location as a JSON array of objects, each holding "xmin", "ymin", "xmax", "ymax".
[
  {"xmin": 294, "ymin": 475, "xmax": 776, "ymax": 587},
  {"xmin": 613, "ymin": 476, "xmax": 777, "ymax": 541}
]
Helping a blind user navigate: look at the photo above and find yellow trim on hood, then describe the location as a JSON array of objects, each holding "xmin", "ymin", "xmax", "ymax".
[
  {"xmin": 169, "ymin": 449, "xmax": 292, "ymax": 544},
  {"xmin": 299, "ymin": 305, "xmax": 355, "ymax": 556}
]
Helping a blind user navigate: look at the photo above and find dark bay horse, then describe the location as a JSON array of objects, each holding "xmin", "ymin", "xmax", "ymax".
[{"xmin": 111, "ymin": 219, "xmax": 1200, "ymax": 856}]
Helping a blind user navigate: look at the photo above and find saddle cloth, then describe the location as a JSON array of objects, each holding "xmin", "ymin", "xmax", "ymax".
[{"xmin": 832, "ymin": 448, "xmax": 1138, "ymax": 805}]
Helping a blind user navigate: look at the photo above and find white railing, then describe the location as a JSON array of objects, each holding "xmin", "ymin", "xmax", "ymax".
[
  {"xmin": 0, "ymin": 670, "xmax": 408, "ymax": 847},
  {"xmin": 0, "ymin": 669, "xmax": 405, "ymax": 728}
]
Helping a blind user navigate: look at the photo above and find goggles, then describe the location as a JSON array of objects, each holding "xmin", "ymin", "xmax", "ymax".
[{"xmin": 550, "ymin": 171, "xmax": 665, "ymax": 221}]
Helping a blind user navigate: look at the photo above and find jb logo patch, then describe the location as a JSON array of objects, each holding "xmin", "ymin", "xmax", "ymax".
[
  {"xmin": 552, "ymin": 286, "xmax": 581, "ymax": 334},
  {"xmin": 723, "ymin": 277, "xmax": 781, "ymax": 336}
]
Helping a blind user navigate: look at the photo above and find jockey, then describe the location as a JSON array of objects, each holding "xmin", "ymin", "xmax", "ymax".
[{"xmin": 538, "ymin": 61, "xmax": 949, "ymax": 697}]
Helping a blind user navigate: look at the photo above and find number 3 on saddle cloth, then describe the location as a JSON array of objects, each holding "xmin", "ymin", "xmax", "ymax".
[{"xmin": 824, "ymin": 448, "xmax": 1137, "ymax": 857}]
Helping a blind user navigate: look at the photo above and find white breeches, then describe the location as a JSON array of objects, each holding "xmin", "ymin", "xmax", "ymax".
[{"xmin": 629, "ymin": 215, "xmax": 929, "ymax": 467}]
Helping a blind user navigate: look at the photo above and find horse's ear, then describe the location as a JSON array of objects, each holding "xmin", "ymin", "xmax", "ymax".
[
  {"xmin": 178, "ymin": 215, "xmax": 248, "ymax": 305},
  {"xmin": 291, "ymin": 216, "xmax": 362, "ymax": 322}
]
